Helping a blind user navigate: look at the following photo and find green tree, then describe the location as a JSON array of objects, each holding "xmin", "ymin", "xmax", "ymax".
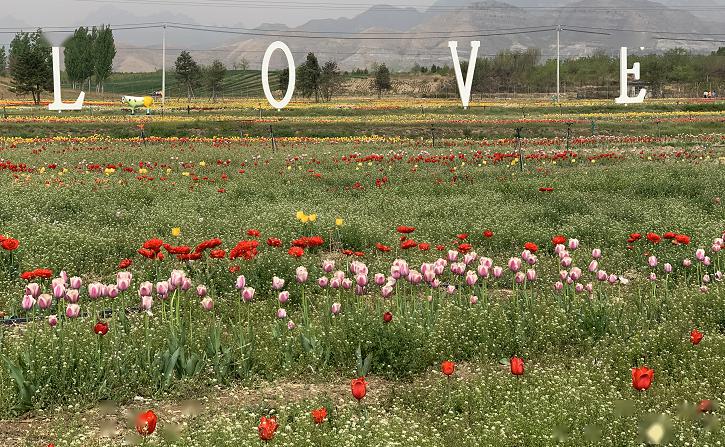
[
  {"xmin": 374, "ymin": 63, "xmax": 391, "ymax": 98},
  {"xmin": 64, "ymin": 27, "xmax": 94, "ymax": 90},
  {"xmin": 8, "ymin": 30, "xmax": 52, "ymax": 105},
  {"xmin": 0, "ymin": 46, "xmax": 7, "ymax": 76},
  {"xmin": 174, "ymin": 50, "xmax": 201, "ymax": 102},
  {"xmin": 91, "ymin": 25, "xmax": 116, "ymax": 93},
  {"xmin": 319, "ymin": 60, "xmax": 341, "ymax": 102},
  {"xmin": 298, "ymin": 52, "xmax": 321, "ymax": 101},
  {"xmin": 204, "ymin": 59, "xmax": 226, "ymax": 101},
  {"xmin": 278, "ymin": 68, "xmax": 290, "ymax": 93}
]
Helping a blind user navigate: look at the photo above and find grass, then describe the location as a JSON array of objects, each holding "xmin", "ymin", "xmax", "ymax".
[{"xmin": 0, "ymin": 98, "xmax": 724, "ymax": 445}]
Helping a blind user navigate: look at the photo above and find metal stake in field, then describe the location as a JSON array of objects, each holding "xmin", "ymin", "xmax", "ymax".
[
  {"xmin": 515, "ymin": 127, "xmax": 524, "ymax": 172},
  {"xmin": 161, "ymin": 23, "xmax": 166, "ymax": 116},
  {"xmin": 566, "ymin": 122, "xmax": 573, "ymax": 152},
  {"xmin": 269, "ymin": 125, "xmax": 277, "ymax": 151},
  {"xmin": 431, "ymin": 126, "xmax": 436, "ymax": 148}
]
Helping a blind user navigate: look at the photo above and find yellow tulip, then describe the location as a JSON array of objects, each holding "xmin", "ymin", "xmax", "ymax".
[
  {"xmin": 296, "ymin": 210, "xmax": 305, "ymax": 220},
  {"xmin": 172, "ymin": 227, "xmax": 181, "ymax": 237},
  {"xmin": 309, "ymin": 214, "xmax": 317, "ymax": 222},
  {"xmin": 301, "ymin": 215, "xmax": 309, "ymax": 224},
  {"xmin": 335, "ymin": 218, "xmax": 344, "ymax": 226},
  {"xmin": 199, "ymin": 161, "xmax": 206, "ymax": 167}
]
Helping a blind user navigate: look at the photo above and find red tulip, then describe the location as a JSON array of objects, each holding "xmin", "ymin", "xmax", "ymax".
[
  {"xmin": 523, "ymin": 242, "xmax": 538, "ymax": 253},
  {"xmin": 1, "ymin": 237, "xmax": 19, "ymax": 251},
  {"xmin": 510, "ymin": 356, "xmax": 524, "ymax": 376},
  {"xmin": 691, "ymin": 328, "xmax": 704, "ymax": 345},
  {"xmin": 456, "ymin": 233, "xmax": 468, "ymax": 240},
  {"xmin": 396, "ymin": 226, "xmax": 415, "ymax": 234},
  {"xmin": 631, "ymin": 366, "xmax": 654, "ymax": 391},
  {"xmin": 698, "ymin": 399, "xmax": 715, "ymax": 413},
  {"xmin": 441, "ymin": 360, "xmax": 455, "ymax": 376},
  {"xmin": 383, "ymin": 311, "xmax": 393, "ymax": 323},
  {"xmin": 483, "ymin": 230, "xmax": 494, "ymax": 238},
  {"xmin": 311, "ymin": 407, "xmax": 328, "ymax": 425},
  {"xmin": 118, "ymin": 258, "xmax": 133, "ymax": 269},
  {"xmin": 375, "ymin": 243, "xmax": 391, "ymax": 252},
  {"xmin": 675, "ymin": 234, "xmax": 691, "ymax": 245},
  {"xmin": 247, "ymin": 229, "xmax": 261, "ymax": 238},
  {"xmin": 647, "ymin": 233, "xmax": 662, "ymax": 244},
  {"xmin": 135, "ymin": 410, "xmax": 158, "ymax": 436},
  {"xmin": 351, "ymin": 377, "xmax": 367, "ymax": 401},
  {"xmin": 94, "ymin": 321, "xmax": 109, "ymax": 336},
  {"xmin": 288, "ymin": 246, "xmax": 304, "ymax": 258},
  {"xmin": 551, "ymin": 235, "xmax": 566, "ymax": 246},
  {"xmin": 258, "ymin": 416, "xmax": 278, "ymax": 442}
]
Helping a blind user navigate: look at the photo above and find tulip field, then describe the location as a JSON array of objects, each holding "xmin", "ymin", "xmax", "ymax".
[{"xmin": 0, "ymin": 97, "xmax": 724, "ymax": 446}]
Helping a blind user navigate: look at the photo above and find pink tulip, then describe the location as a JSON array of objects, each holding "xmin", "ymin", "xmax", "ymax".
[
  {"xmin": 287, "ymin": 320, "xmax": 296, "ymax": 330},
  {"xmin": 60, "ymin": 271, "xmax": 68, "ymax": 285},
  {"xmin": 138, "ymin": 281, "xmax": 153, "ymax": 297},
  {"xmin": 381, "ymin": 285, "xmax": 394, "ymax": 298},
  {"xmin": 276, "ymin": 308, "xmax": 287, "ymax": 319},
  {"xmin": 117, "ymin": 277, "xmax": 131, "ymax": 292},
  {"xmin": 278, "ymin": 291, "xmax": 290, "ymax": 303},
  {"xmin": 235, "ymin": 275, "xmax": 246, "ymax": 290},
  {"xmin": 521, "ymin": 250, "xmax": 531, "ymax": 262},
  {"xmin": 553, "ymin": 281, "xmax": 564, "ymax": 292},
  {"xmin": 515, "ymin": 272, "xmax": 525, "ymax": 285},
  {"xmin": 106, "ymin": 285, "xmax": 119, "ymax": 299},
  {"xmin": 703, "ymin": 274, "xmax": 711, "ymax": 284},
  {"xmin": 331, "ymin": 302, "xmax": 341, "ymax": 315},
  {"xmin": 155, "ymin": 281, "xmax": 169, "ymax": 297},
  {"xmin": 683, "ymin": 259, "xmax": 692, "ymax": 268},
  {"xmin": 477, "ymin": 264, "xmax": 490, "ymax": 278},
  {"xmin": 465, "ymin": 271, "xmax": 478, "ymax": 286},
  {"xmin": 200, "ymin": 297, "xmax": 214, "ymax": 311},
  {"xmin": 65, "ymin": 304, "xmax": 80, "ymax": 318},
  {"xmin": 695, "ymin": 249, "xmax": 706, "ymax": 261},
  {"xmin": 568, "ymin": 238, "xmax": 580, "ymax": 250},
  {"xmin": 463, "ymin": 253, "xmax": 477, "ymax": 265},
  {"xmin": 170, "ymin": 269, "xmax": 186, "ymax": 288},
  {"xmin": 596, "ymin": 270, "xmax": 608, "ymax": 282},
  {"xmin": 242, "ymin": 287, "xmax": 255, "ymax": 302},
  {"xmin": 317, "ymin": 277, "xmax": 329, "ymax": 288},
  {"xmin": 508, "ymin": 257, "xmax": 522, "ymax": 272},
  {"xmin": 37, "ymin": 294, "xmax": 52, "ymax": 310},
  {"xmin": 588, "ymin": 260, "xmax": 599, "ymax": 273},
  {"xmin": 700, "ymin": 285, "xmax": 709, "ymax": 293},
  {"xmin": 470, "ymin": 295, "xmax": 478, "ymax": 305},
  {"xmin": 25, "ymin": 283, "xmax": 41, "ymax": 298},
  {"xmin": 140, "ymin": 295, "xmax": 153, "ymax": 311},
  {"xmin": 664, "ymin": 263, "xmax": 673, "ymax": 273},
  {"xmin": 342, "ymin": 278, "xmax": 353, "ymax": 290},
  {"xmin": 374, "ymin": 273, "xmax": 386, "ymax": 286},
  {"xmin": 608, "ymin": 274, "xmax": 618, "ymax": 285},
  {"xmin": 585, "ymin": 283, "xmax": 594, "ymax": 293},
  {"xmin": 70, "ymin": 276, "xmax": 82, "ymax": 290},
  {"xmin": 480, "ymin": 257, "xmax": 493, "ymax": 269},
  {"xmin": 196, "ymin": 285, "xmax": 207, "ymax": 298},
  {"xmin": 65, "ymin": 289, "xmax": 79, "ymax": 303},
  {"xmin": 88, "ymin": 282, "xmax": 104, "ymax": 300},
  {"xmin": 330, "ymin": 277, "xmax": 341, "ymax": 289},
  {"xmin": 561, "ymin": 257, "xmax": 573, "ymax": 268},
  {"xmin": 409, "ymin": 271, "xmax": 423, "ymax": 285},
  {"xmin": 526, "ymin": 269, "xmax": 537, "ymax": 282},
  {"xmin": 52, "ymin": 283, "xmax": 65, "ymax": 300},
  {"xmin": 48, "ymin": 315, "xmax": 58, "ymax": 327},
  {"xmin": 591, "ymin": 248, "xmax": 602, "ymax": 259},
  {"xmin": 704, "ymin": 257, "xmax": 712, "ymax": 267},
  {"xmin": 272, "ymin": 276, "xmax": 285, "ymax": 290},
  {"xmin": 575, "ymin": 283, "xmax": 584, "ymax": 293},
  {"xmin": 322, "ymin": 260, "xmax": 335, "ymax": 273},
  {"xmin": 649, "ymin": 273, "xmax": 657, "ymax": 282},
  {"xmin": 431, "ymin": 278, "xmax": 441, "ymax": 288},
  {"xmin": 356, "ymin": 274, "xmax": 368, "ymax": 287},
  {"xmin": 446, "ymin": 284, "xmax": 456, "ymax": 294},
  {"xmin": 295, "ymin": 266, "xmax": 309, "ymax": 284},
  {"xmin": 569, "ymin": 267, "xmax": 582, "ymax": 282},
  {"xmin": 559, "ymin": 270, "xmax": 568, "ymax": 281},
  {"xmin": 493, "ymin": 266, "xmax": 503, "ymax": 278},
  {"xmin": 447, "ymin": 250, "xmax": 458, "ymax": 262},
  {"xmin": 648, "ymin": 256, "xmax": 658, "ymax": 268}
]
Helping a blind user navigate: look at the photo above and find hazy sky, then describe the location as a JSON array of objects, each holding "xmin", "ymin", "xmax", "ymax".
[{"xmin": 2, "ymin": 0, "xmax": 437, "ymax": 28}]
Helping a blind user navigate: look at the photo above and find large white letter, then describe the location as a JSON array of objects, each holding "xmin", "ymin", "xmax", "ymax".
[
  {"xmin": 615, "ymin": 47, "xmax": 646, "ymax": 105},
  {"xmin": 449, "ymin": 41, "xmax": 480, "ymax": 110},
  {"xmin": 262, "ymin": 41, "xmax": 295, "ymax": 111},
  {"xmin": 48, "ymin": 47, "xmax": 85, "ymax": 112}
]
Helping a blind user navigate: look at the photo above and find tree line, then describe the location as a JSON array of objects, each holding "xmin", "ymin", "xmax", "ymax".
[{"xmin": 0, "ymin": 27, "xmax": 116, "ymax": 104}]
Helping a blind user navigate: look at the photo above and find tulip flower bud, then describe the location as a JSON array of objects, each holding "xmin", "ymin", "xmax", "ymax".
[
  {"xmin": 25, "ymin": 283, "xmax": 41, "ymax": 298},
  {"xmin": 591, "ymin": 248, "xmax": 602, "ymax": 259},
  {"xmin": 374, "ymin": 273, "xmax": 386, "ymax": 286},
  {"xmin": 278, "ymin": 291, "xmax": 290, "ymax": 303},
  {"xmin": 272, "ymin": 276, "xmax": 285, "ymax": 290},
  {"xmin": 196, "ymin": 285, "xmax": 207, "ymax": 298},
  {"xmin": 276, "ymin": 308, "xmax": 287, "ymax": 319},
  {"xmin": 287, "ymin": 320, "xmax": 296, "ymax": 330},
  {"xmin": 342, "ymin": 279, "xmax": 352, "ymax": 290},
  {"xmin": 200, "ymin": 297, "xmax": 214, "ymax": 311},
  {"xmin": 469, "ymin": 295, "xmax": 478, "ymax": 305},
  {"xmin": 242, "ymin": 287, "xmax": 255, "ymax": 302},
  {"xmin": 321, "ymin": 260, "xmax": 335, "ymax": 273},
  {"xmin": 21, "ymin": 295, "xmax": 36, "ymax": 311},
  {"xmin": 48, "ymin": 314, "xmax": 58, "ymax": 327},
  {"xmin": 70, "ymin": 276, "xmax": 83, "ymax": 290},
  {"xmin": 65, "ymin": 288, "xmax": 79, "ymax": 304},
  {"xmin": 66, "ymin": 304, "xmax": 80, "ymax": 318},
  {"xmin": 37, "ymin": 294, "xmax": 52, "ymax": 310},
  {"xmin": 331, "ymin": 302, "xmax": 341, "ymax": 315},
  {"xmin": 138, "ymin": 281, "xmax": 153, "ymax": 298},
  {"xmin": 107, "ymin": 285, "xmax": 119, "ymax": 299},
  {"xmin": 295, "ymin": 266, "xmax": 309, "ymax": 283},
  {"xmin": 140, "ymin": 295, "xmax": 153, "ymax": 311},
  {"xmin": 235, "ymin": 275, "xmax": 246, "ymax": 290}
]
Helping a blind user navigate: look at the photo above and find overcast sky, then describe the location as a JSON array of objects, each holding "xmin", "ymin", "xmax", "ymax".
[{"xmin": 3, "ymin": 0, "xmax": 436, "ymax": 29}]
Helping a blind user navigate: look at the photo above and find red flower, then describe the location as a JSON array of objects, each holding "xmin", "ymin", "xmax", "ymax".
[
  {"xmin": 135, "ymin": 410, "xmax": 158, "ymax": 437},
  {"xmin": 351, "ymin": 377, "xmax": 367, "ymax": 401},
  {"xmin": 510, "ymin": 356, "xmax": 525, "ymax": 376},
  {"xmin": 396, "ymin": 226, "xmax": 416, "ymax": 234},
  {"xmin": 311, "ymin": 407, "xmax": 328, "ymax": 425},
  {"xmin": 483, "ymin": 230, "xmax": 494, "ymax": 238},
  {"xmin": 457, "ymin": 243, "xmax": 472, "ymax": 253},
  {"xmin": 646, "ymin": 232, "xmax": 662, "ymax": 244},
  {"xmin": 1, "ymin": 237, "xmax": 19, "ymax": 251},
  {"xmin": 456, "ymin": 233, "xmax": 468, "ymax": 240},
  {"xmin": 435, "ymin": 244, "xmax": 445, "ymax": 251},
  {"xmin": 691, "ymin": 328, "xmax": 704, "ymax": 345},
  {"xmin": 551, "ymin": 235, "xmax": 567, "ymax": 246},
  {"xmin": 307, "ymin": 236, "xmax": 324, "ymax": 247},
  {"xmin": 698, "ymin": 399, "xmax": 715, "ymax": 413},
  {"xmin": 267, "ymin": 237, "xmax": 282, "ymax": 247},
  {"xmin": 210, "ymin": 249, "xmax": 226, "ymax": 259},
  {"xmin": 353, "ymin": 251, "xmax": 365, "ymax": 257},
  {"xmin": 143, "ymin": 238, "xmax": 164, "ymax": 252},
  {"xmin": 195, "ymin": 238, "xmax": 222, "ymax": 253},
  {"xmin": 118, "ymin": 258, "xmax": 133, "ymax": 269},
  {"xmin": 441, "ymin": 360, "xmax": 455, "ymax": 377},
  {"xmin": 94, "ymin": 321, "xmax": 109, "ymax": 336},
  {"xmin": 258, "ymin": 416, "xmax": 278, "ymax": 442},
  {"xmin": 401, "ymin": 239, "xmax": 417, "ymax": 250},
  {"xmin": 523, "ymin": 242, "xmax": 538, "ymax": 253},
  {"xmin": 375, "ymin": 243, "xmax": 391, "ymax": 252},
  {"xmin": 675, "ymin": 234, "xmax": 691, "ymax": 245},
  {"xmin": 247, "ymin": 229, "xmax": 261, "ymax": 238},
  {"xmin": 20, "ymin": 268, "xmax": 54, "ymax": 281},
  {"xmin": 229, "ymin": 265, "xmax": 240, "ymax": 273},
  {"xmin": 383, "ymin": 311, "xmax": 393, "ymax": 323},
  {"xmin": 138, "ymin": 248, "xmax": 156, "ymax": 259},
  {"xmin": 229, "ymin": 240, "xmax": 259, "ymax": 260},
  {"xmin": 631, "ymin": 366, "xmax": 654, "ymax": 391},
  {"xmin": 539, "ymin": 187, "xmax": 554, "ymax": 192},
  {"xmin": 418, "ymin": 243, "xmax": 430, "ymax": 251},
  {"xmin": 663, "ymin": 232, "xmax": 677, "ymax": 240},
  {"xmin": 629, "ymin": 233, "xmax": 642, "ymax": 243},
  {"xmin": 288, "ymin": 246, "xmax": 304, "ymax": 258}
]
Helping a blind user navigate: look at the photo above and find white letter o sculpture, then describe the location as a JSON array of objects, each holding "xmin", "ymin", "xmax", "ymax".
[{"xmin": 262, "ymin": 41, "xmax": 296, "ymax": 110}]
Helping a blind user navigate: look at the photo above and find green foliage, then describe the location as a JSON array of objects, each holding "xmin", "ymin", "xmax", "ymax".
[
  {"xmin": 374, "ymin": 63, "xmax": 391, "ymax": 97},
  {"xmin": 8, "ymin": 30, "xmax": 52, "ymax": 105},
  {"xmin": 203, "ymin": 59, "xmax": 227, "ymax": 101},
  {"xmin": 175, "ymin": 50, "xmax": 202, "ymax": 101},
  {"xmin": 298, "ymin": 52, "xmax": 322, "ymax": 101},
  {"xmin": 63, "ymin": 27, "xmax": 94, "ymax": 89},
  {"xmin": 91, "ymin": 25, "xmax": 116, "ymax": 93}
]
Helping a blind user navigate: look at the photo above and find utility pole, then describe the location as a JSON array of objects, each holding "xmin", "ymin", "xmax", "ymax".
[
  {"xmin": 556, "ymin": 25, "xmax": 561, "ymax": 103},
  {"xmin": 162, "ymin": 24, "xmax": 167, "ymax": 113}
]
